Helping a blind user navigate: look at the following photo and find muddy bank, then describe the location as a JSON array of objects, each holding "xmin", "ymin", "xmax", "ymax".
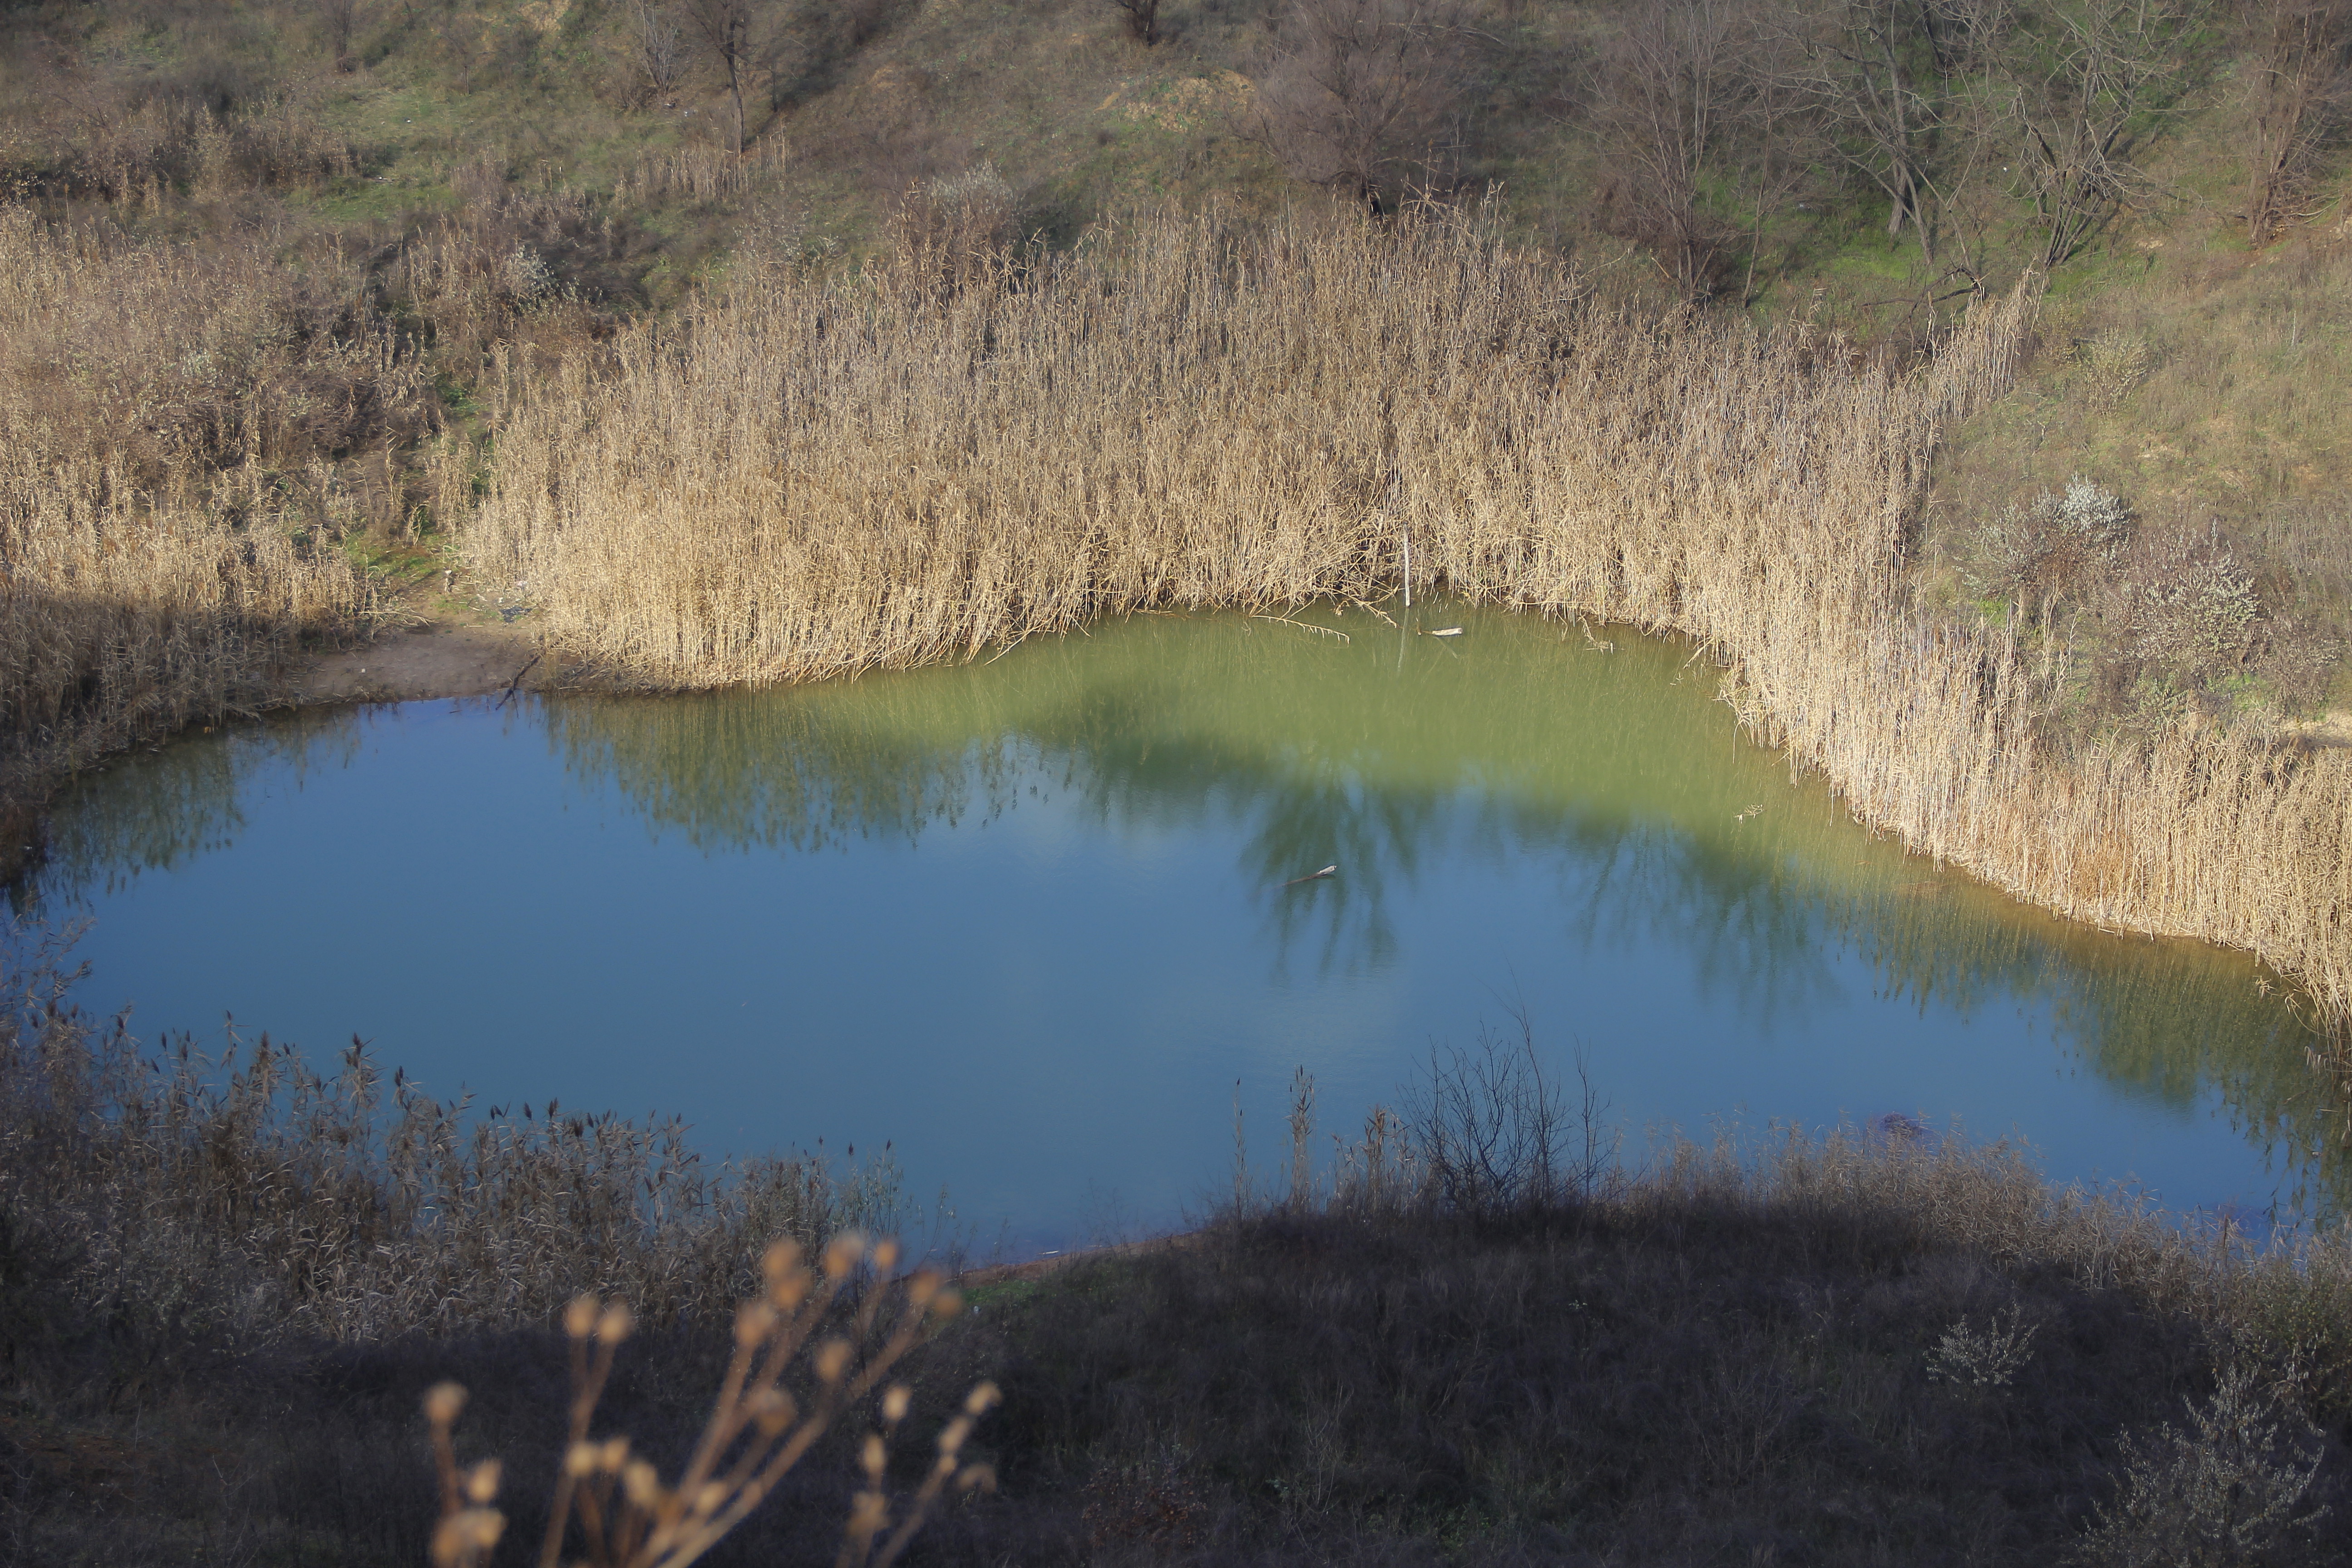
[{"xmin": 297, "ymin": 617, "xmax": 554, "ymax": 705}]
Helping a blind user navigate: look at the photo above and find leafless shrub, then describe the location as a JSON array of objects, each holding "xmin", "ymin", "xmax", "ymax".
[
  {"xmin": 628, "ymin": 0, "xmax": 691, "ymax": 107},
  {"xmin": 2074, "ymin": 1357, "xmax": 2332, "ymax": 1567},
  {"xmin": 1926, "ymin": 1302, "xmax": 2040, "ymax": 1387},
  {"xmin": 1250, "ymin": 0, "xmax": 1471, "ymax": 207},
  {"xmin": 1587, "ymin": 0, "xmax": 1749, "ymax": 299},
  {"xmin": 2077, "ymin": 325, "xmax": 2154, "ymax": 406},
  {"xmin": 2249, "ymin": 614, "xmax": 2346, "ymax": 713},
  {"xmin": 2003, "ymin": 0, "xmax": 2210, "ymax": 267},
  {"xmin": 2121, "ymin": 521, "xmax": 2262, "ymax": 673},
  {"xmin": 1403, "ymin": 1022, "xmax": 1617, "ymax": 1216},
  {"xmin": 1775, "ymin": 0, "xmax": 2008, "ymax": 265},
  {"xmin": 879, "ymin": 163, "xmax": 1020, "ymax": 298},
  {"xmin": 380, "ymin": 180, "xmax": 639, "ymax": 372},
  {"xmin": 1233, "ymin": 1016, "xmax": 1615, "ymax": 1222},
  {"xmin": 1959, "ymin": 476, "xmax": 2135, "ymax": 602},
  {"xmin": 680, "ymin": 0, "xmax": 768, "ymax": 154},
  {"xmin": 502, "ymin": 241, "xmax": 561, "ymax": 306},
  {"xmin": 2239, "ymin": 0, "xmax": 2352, "ymax": 245}
]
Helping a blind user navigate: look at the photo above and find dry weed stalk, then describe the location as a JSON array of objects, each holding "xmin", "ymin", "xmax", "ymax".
[
  {"xmin": 425, "ymin": 1237, "xmax": 996, "ymax": 1568},
  {"xmin": 465, "ymin": 200, "xmax": 2352, "ymax": 1042}
]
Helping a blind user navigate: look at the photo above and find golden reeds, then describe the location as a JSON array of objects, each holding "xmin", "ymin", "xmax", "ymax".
[
  {"xmin": 0, "ymin": 208, "xmax": 391, "ymax": 807},
  {"xmin": 463, "ymin": 201, "xmax": 2351, "ymax": 1037}
]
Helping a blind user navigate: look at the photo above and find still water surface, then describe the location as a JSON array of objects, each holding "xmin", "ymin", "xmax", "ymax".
[{"xmin": 17, "ymin": 604, "xmax": 2342, "ymax": 1247}]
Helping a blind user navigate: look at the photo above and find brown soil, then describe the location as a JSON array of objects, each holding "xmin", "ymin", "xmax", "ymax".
[{"xmin": 298, "ymin": 614, "xmax": 554, "ymax": 705}]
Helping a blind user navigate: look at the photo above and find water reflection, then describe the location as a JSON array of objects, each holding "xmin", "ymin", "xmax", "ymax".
[
  {"xmin": 13, "ymin": 707, "xmax": 364, "ymax": 911},
  {"xmin": 18, "ymin": 604, "xmax": 2345, "ymax": 1220},
  {"xmin": 524, "ymin": 605, "xmax": 2349, "ymax": 1216}
]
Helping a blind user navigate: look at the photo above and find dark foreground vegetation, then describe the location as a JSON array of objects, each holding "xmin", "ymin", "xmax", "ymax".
[{"xmin": 5, "ymin": 944, "xmax": 2350, "ymax": 1565}]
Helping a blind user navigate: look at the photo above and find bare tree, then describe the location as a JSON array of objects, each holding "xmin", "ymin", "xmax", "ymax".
[
  {"xmin": 2004, "ymin": 0, "xmax": 2208, "ymax": 267},
  {"xmin": 316, "ymin": 0, "xmax": 367, "ymax": 73},
  {"xmin": 1734, "ymin": 42, "xmax": 1829, "ymax": 304},
  {"xmin": 1778, "ymin": 0, "xmax": 2006, "ymax": 263},
  {"xmin": 1104, "ymin": 0, "xmax": 1163, "ymax": 46},
  {"xmin": 679, "ymin": 0, "xmax": 765, "ymax": 154},
  {"xmin": 2240, "ymin": 0, "xmax": 2352, "ymax": 244},
  {"xmin": 1587, "ymin": 0, "xmax": 1748, "ymax": 298},
  {"xmin": 629, "ymin": 0, "xmax": 689, "ymax": 105},
  {"xmin": 1252, "ymin": 0, "xmax": 1471, "ymax": 211}
]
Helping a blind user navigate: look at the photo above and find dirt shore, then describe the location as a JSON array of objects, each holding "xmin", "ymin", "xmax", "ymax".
[{"xmin": 297, "ymin": 617, "xmax": 555, "ymax": 705}]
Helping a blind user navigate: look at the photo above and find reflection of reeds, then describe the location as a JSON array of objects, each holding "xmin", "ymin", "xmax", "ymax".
[{"xmin": 465, "ymin": 202, "xmax": 2351, "ymax": 1038}]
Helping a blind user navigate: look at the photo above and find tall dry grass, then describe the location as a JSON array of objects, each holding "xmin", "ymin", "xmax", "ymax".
[
  {"xmin": 0, "ymin": 929, "xmax": 907, "ymax": 1343},
  {"xmin": 0, "ymin": 207, "xmax": 391, "ymax": 812},
  {"xmin": 464, "ymin": 200, "xmax": 2352, "ymax": 1038}
]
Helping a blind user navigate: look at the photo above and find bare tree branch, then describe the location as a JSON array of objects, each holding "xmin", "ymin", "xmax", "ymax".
[
  {"xmin": 628, "ymin": 0, "xmax": 689, "ymax": 107},
  {"xmin": 2001, "ymin": 0, "xmax": 2209, "ymax": 267},
  {"xmin": 678, "ymin": 0, "xmax": 762, "ymax": 155},
  {"xmin": 1773, "ymin": 0, "xmax": 2008, "ymax": 264},
  {"xmin": 1586, "ymin": 0, "xmax": 1749, "ymax": 298},
  {"xmin": 2239, "ymin": 0, "xmax": 2352, "ymax": 244},
  {"xmin": 1251, "ymin": 0, "xmax": 1473, "ymax": 211}
]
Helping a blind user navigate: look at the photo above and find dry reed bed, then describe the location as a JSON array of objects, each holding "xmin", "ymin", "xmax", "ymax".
[
  {"xmin": 0, "ymin": 931, "xmax": 895, "ymax": 1343},
  {"xmin": 0, "ymin": 208, "xmax": 384, "ymax": 805},
  {"xmin": 467, "ymin": 204, "xmax": 2350, "ymax": 1033}
]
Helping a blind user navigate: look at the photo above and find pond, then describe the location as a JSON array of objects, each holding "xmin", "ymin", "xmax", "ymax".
[{"xmin": 14, "ymin": 603, "xmax": 2342, "ymax": 1250}]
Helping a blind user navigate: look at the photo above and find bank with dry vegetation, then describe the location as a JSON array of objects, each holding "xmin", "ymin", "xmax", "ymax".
[
  {"xmin": 4, "ymin": 949, "xmax": 2348, "ymax": 1565},
  {"xmin": 460, "ymin": 202, "xmax": 2352, "ymax": 1043},
  {"xmin": 0, "ymin": 208, "xmax": 386, "ymax": 833}
]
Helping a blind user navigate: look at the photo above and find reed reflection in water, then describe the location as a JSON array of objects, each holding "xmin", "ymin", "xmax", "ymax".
[{"xmin": 20, "ymin": 604, "xmax": 2342, "ymax": 1237}]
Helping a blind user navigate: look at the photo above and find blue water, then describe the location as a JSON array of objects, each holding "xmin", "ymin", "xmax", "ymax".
[{"xmin": 17, "ymin": 605, "xmax": 2337, "ymax": 1250}]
